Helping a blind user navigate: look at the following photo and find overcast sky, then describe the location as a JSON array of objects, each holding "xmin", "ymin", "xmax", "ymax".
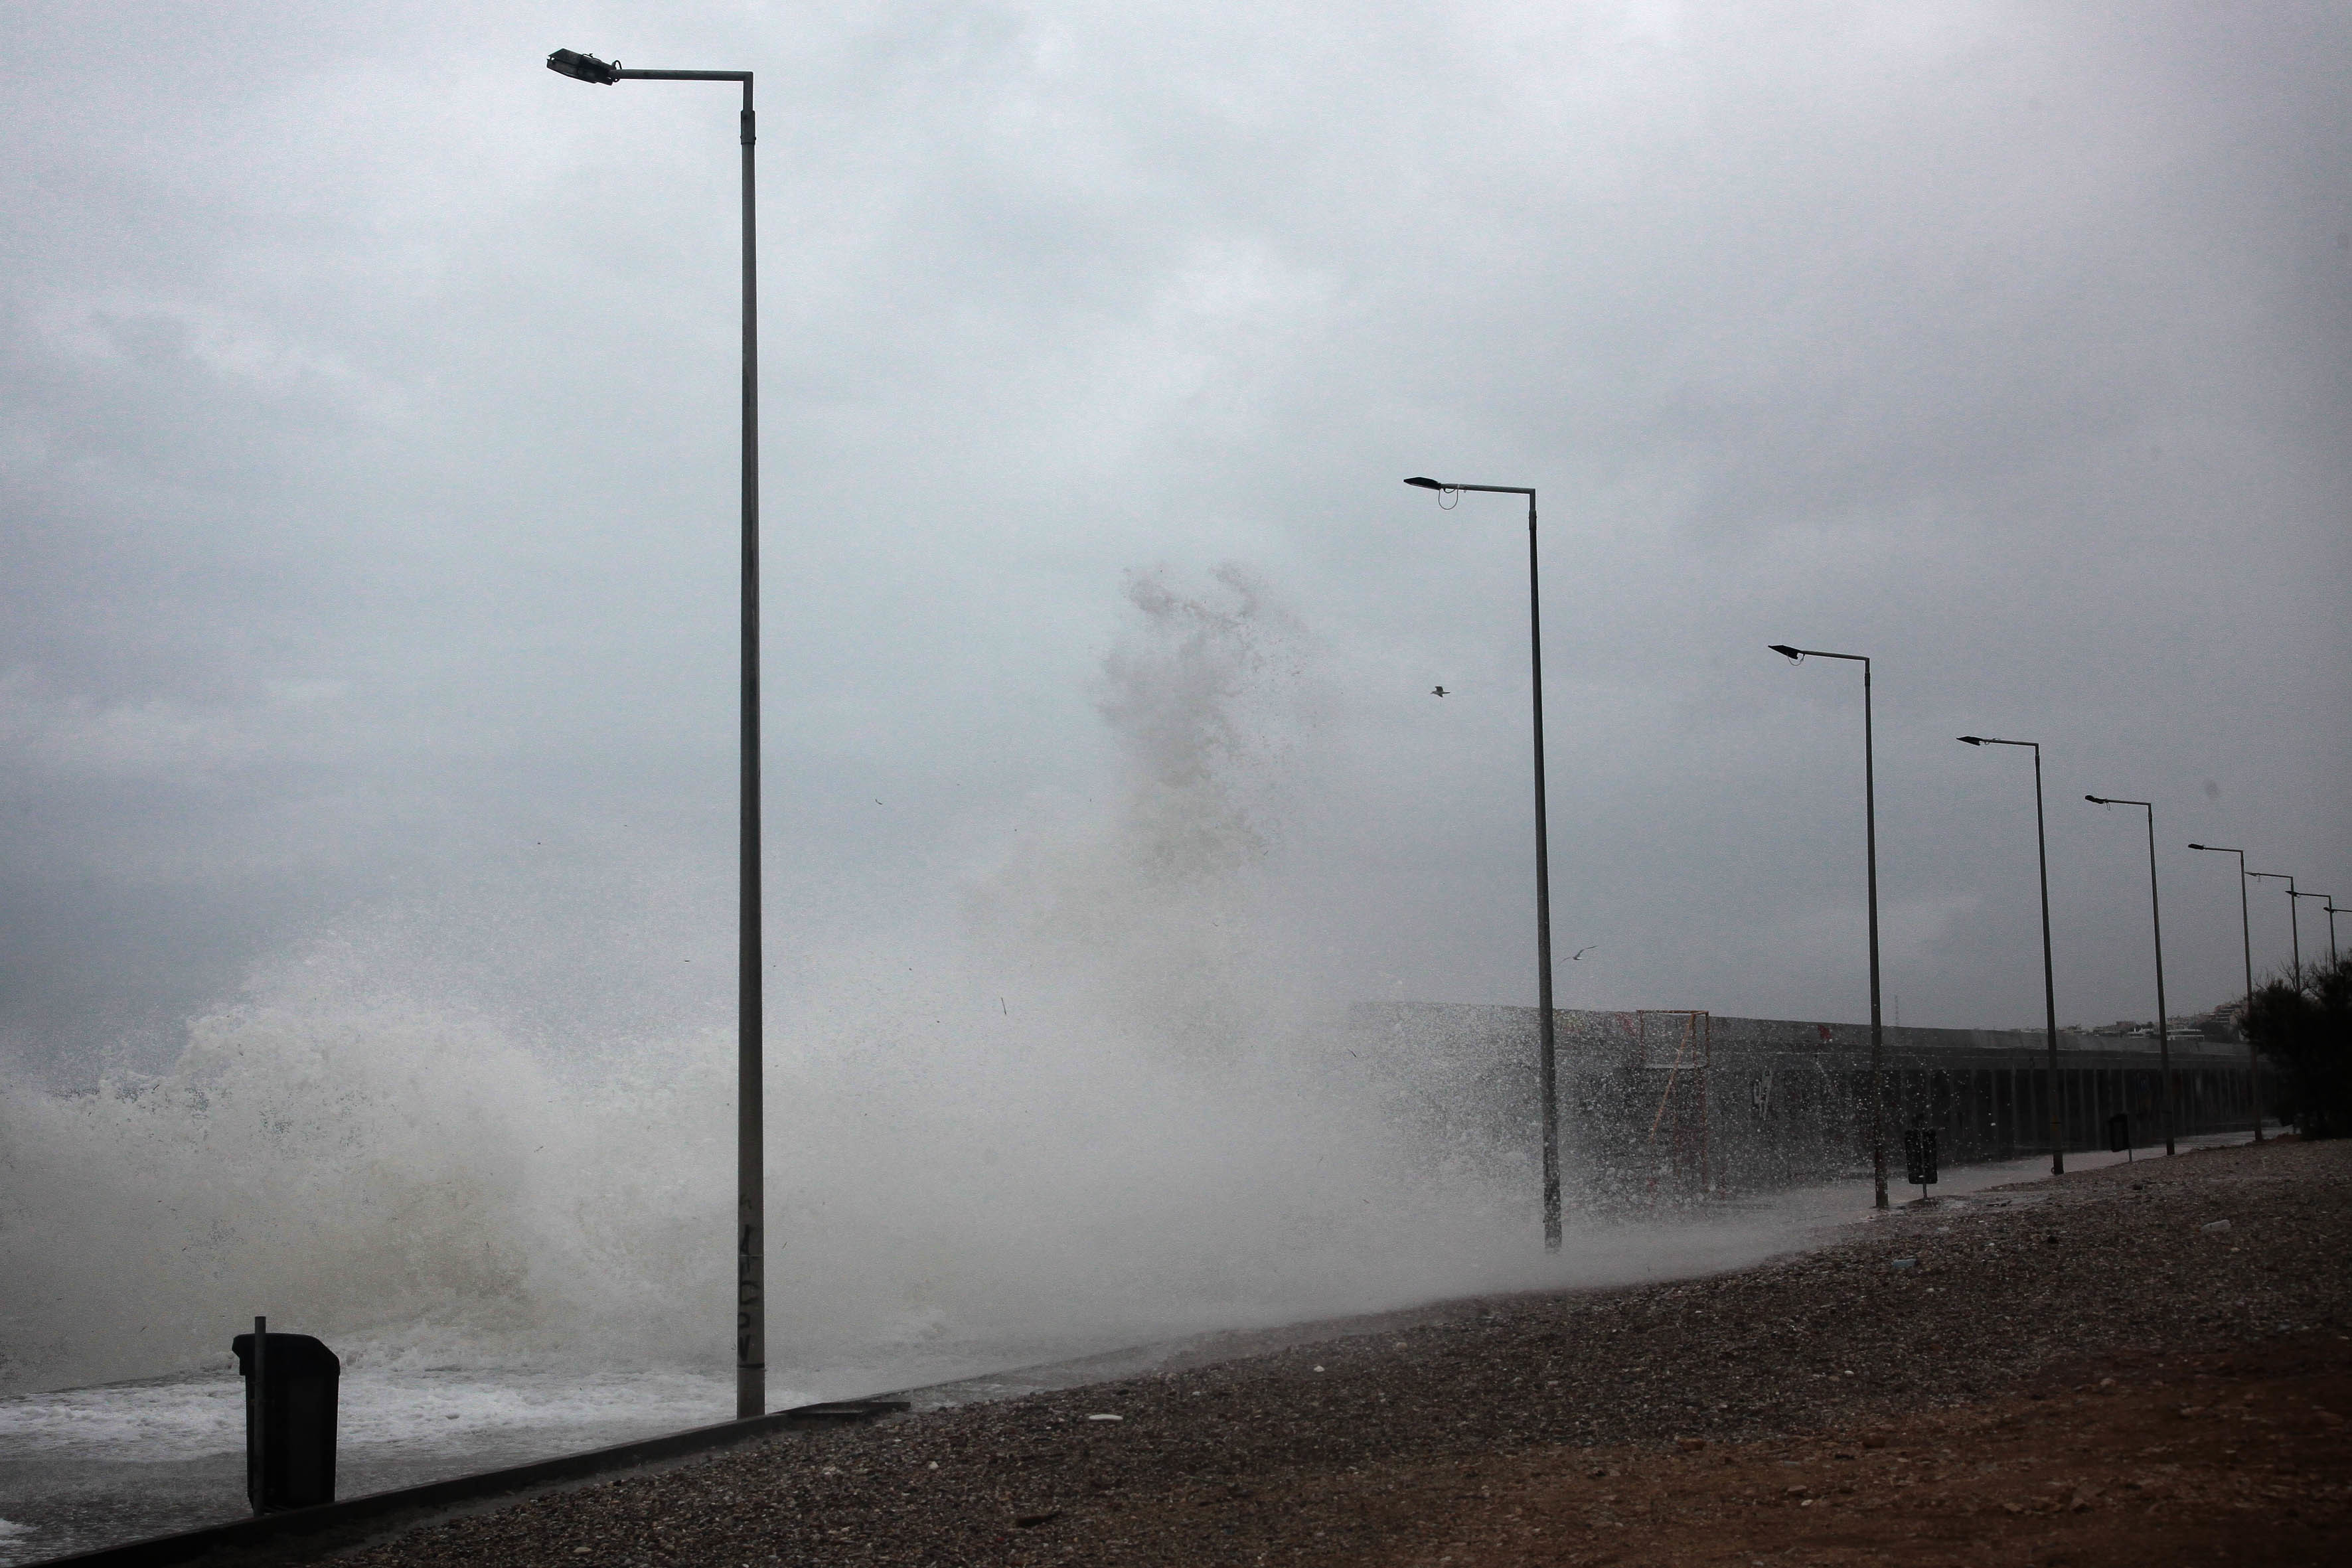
[{"xmin": 3, "ymin": 0, "xmax": 2347, "ymax": 1081}]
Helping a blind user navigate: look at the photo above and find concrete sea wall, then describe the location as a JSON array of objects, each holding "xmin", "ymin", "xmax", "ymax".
[{"xmin": 1344, "ymin": 1004, "xmax": 2262, "ymax": 1203}]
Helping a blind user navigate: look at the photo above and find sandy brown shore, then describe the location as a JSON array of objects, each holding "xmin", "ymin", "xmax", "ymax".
[{"xmin": 336, "ymin": 1139, "xmax": 2350, "ymax": 1567}]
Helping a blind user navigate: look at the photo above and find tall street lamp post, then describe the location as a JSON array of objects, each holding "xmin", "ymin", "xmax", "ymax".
[
  {"xmin": 2085, "ymin": 795, "xmax": 2174, "ymax": 1156},
  {"xmin": 2187, "ymin": 844, "xmax": 2261, "ymax": 1140},
  {"xmin": 1768, "ymin": 645, "xmax": 1887, "ymax": 1210},
  {"xmin": 1403, "ymin": 477, "xmax": 1561, "ymax": 1251},
  {"xmin": 2248, "ymin": 871, "xmax": 2301, "ymax": 990},
  {"xmin": 2325, "ymin": 901, "xmax": 2345, "ymax": 968},
  {"xmin": 2288, "ymin": 890, "xmax": 2333, "ymax": 971},
  {"xmin": 546, "ymin": 47, "xmax": 769, "ymax": 1420},
  {"xmin": 1958, "ymin": 736, "xmax": 2063, "ymax": 1174}
]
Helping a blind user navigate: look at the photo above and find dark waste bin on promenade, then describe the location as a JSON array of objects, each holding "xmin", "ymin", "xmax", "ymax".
[
  {"xmin": 2107, "ymin": 1111, "xmax": 2131, "ymax": 1153},
  {"xmin": 1903, "ymin": 1128, "xmax": 1938, "ymax": 1193},
  {"xmin": 232, "ymin": 1322, "xmax": 339, "ymax": 1512}
]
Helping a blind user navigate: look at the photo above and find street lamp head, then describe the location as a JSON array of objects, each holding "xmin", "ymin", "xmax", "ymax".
[
  {"xmin": 1766, "ymin": 643, "xmax": 1805, "ymax": 663},
  {"xmin": 547, "ymin": 48, "xmax": 623, "ymax": 84},
  {"xmin": 2086, "ymin": 794, "xmax": 2110, "ymax": 804},
  {"xmin": 1958, "ymin": 736, "xmax": 1985, "ymax": 746},
  {"xmin": 1403, "ymin": 477, "xmax": 1444, "ymax": 490}
]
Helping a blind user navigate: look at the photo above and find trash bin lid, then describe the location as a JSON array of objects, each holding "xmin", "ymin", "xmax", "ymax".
[{"xmin": 232, "ymin": 1333, "xmax": 341, "ymax": 1378}]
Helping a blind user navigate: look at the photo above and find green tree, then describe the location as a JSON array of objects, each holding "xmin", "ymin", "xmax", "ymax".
[{"xmin": 2245, "ymin": 957, "xmax": 2352, "ymax": 1138}]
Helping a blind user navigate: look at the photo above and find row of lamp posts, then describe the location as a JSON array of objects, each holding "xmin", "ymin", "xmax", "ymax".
[
  {"xmin": 541, "ymin": 42, "xmax": 2336, "ymax": 1409},
  {"xmin": 1764, "ymin": 662, "xmax": 2319, "ymax": 1207},
  {"xmin": 2185, "ymin": 847, "xmax": 2339, "ymax": 1145},
  {"xmin": 1755, "ymin": 665, "xmax": 2320, "ymax": 1205}
]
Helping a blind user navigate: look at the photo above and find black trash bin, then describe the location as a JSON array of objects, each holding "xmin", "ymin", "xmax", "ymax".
[
  {"xmin": 231, "ymin": 1322, "xmax": 339, "ymax": 1512},
  {"xmin": 1903, "ymin": 1128, "xmax": 1938, "ymax": 1194},
  {"xmin": 2106, "ymin": 1111, "xmax": 2131, "ymax": 1154}
]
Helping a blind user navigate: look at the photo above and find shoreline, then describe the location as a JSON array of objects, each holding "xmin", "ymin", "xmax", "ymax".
[
  {"xmin": 320, "ymin": 1136, "xmax": 2347, "ymax": 1567},
  {"xmin": 3, "ymin": 1130, "xmax": 2282, "ymax": 1567}
]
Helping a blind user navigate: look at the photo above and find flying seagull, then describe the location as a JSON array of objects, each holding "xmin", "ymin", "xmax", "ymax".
[
  {"xmin": 1569, "ymin": 945, "xmax": 1599, "ymax": 961},
  {"xmin": 1431, "ymin": 685, "xmax": 1449, "ymax": 698}
]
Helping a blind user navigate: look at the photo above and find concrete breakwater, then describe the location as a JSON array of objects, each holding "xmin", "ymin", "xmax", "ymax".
[{"xmin": 1346, "ymin": 1003, "xmax": 2262, "ymax": 1202}]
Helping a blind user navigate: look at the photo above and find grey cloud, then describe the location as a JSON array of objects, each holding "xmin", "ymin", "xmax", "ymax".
[{"xmin": 0, "ymin": 1, "xmax": 2345, "ymax": 1079}]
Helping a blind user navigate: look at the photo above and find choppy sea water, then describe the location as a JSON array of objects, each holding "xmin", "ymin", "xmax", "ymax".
[{"xmin": 0, "ymin": 1363, "xmax": 747, "ymax": 1563}]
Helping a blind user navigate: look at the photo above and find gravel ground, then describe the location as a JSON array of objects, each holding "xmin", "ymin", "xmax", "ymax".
[
  {"xmin": 334, "ymin": 1138, "xmax": 2351, "ymax": 1567},
  {"xmin": 1329, "ymin": 1333, "xmax": 2349, "ymax": 1566}
]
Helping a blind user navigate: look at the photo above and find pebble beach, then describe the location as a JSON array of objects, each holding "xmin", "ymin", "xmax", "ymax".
[{"xmin": 331, "ymin": 1138, "xmax": 2350, "ymax": 1567}]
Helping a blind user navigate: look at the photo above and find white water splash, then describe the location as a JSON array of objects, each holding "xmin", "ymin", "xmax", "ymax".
[{"xmin": 0, "ymin": 566, "xmax": 1544, "ymax": 1403}]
